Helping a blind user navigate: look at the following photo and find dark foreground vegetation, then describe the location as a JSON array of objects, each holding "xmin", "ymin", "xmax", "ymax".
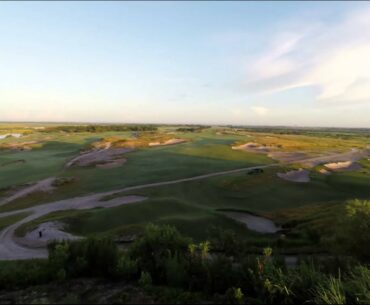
[{"xmin": 0, "ymin": 200, "xmax": 369, "ymax": 304}]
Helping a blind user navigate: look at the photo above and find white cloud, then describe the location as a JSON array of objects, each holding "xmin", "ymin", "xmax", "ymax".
[
  {"xmin": 251, "ymin": 106, "xmax": 269, "ymax": 116},
  {"xmin": 244, "ymin": 6, "xmax": 370, "ymax": 105}
]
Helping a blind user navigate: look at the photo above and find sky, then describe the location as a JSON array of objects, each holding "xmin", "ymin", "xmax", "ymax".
[{"xmin": 1, "ymin": 1, "xmax": 370, "ymax": 127}]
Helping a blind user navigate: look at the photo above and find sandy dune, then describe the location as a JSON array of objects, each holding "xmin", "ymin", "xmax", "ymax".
[
  {"xmin": 148, "ymin": 138, "xmax": 187, "ymax": 147},
  {"xmin": 277, "ymin": 169, "xmax": 310, "ymax": 183},
  {"xmin": 0, "ymin": 177, "xmax": 56, "ymax": 207},
  {"xmin": 324, "ymin": 161, "xmax": 361, "ymax": 171}
]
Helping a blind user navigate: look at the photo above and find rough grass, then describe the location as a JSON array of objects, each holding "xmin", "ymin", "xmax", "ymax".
[
  {"xmin": 0, "ymin": 212, "xmax": 31, "ymax": 231},
  {"xmin": 232, "ymin": 131, "xmax": 369, "ymax": 153}
]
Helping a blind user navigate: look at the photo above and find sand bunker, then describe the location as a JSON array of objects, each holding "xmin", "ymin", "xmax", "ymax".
[
  {"xmin": 0, "ymin": 178, "xmax": 56, "ymax": 206},
  {"xmin": 0, "ymin": 134, "xmax": 22, "ymax": 140},
  {"xmin": 301, "ymin": 149, "xmax": 368, "ymax": 168},
  {"xmin": 148, "ymin": 138, "xmax": 187, "ymax": 147},
  {"xmin": 18, "ymin": 221, "xmax": 81, "ymax": 248},
  {"xmin": 324, "ymin": 161, "xmax": 361, "ymax": 172},
  {"xmin": 221, "ymin": 211, "xmax": 280, "ymax": 233},
  {"xmin": 232, "ymin": 142, "xmax": 276, "ymax": 154},
  {"xmin": 66, "ymin": 147, "xmax": 132, "ymax": 167},
  {"xmin": 319, "ymin": 168, "xmax": 331, "ymax": 175},
  {"xmin": 277, "ymin": 169, "xmax": 310, "ymax": 183}
]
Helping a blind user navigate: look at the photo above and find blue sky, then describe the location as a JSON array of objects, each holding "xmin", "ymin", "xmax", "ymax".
[{"xmin": 1, "ymin": 1, "xmax": 370, "ymax": 127}]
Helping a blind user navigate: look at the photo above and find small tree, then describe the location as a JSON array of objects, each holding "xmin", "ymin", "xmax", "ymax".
[{"xmin": 330, "ymin": 200, "xmax": 370, "ymax": 261}]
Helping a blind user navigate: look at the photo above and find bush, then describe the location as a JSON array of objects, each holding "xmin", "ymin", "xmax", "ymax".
[
  {"xmin": 224, "ymin": 287, "xmax": 245, "ymax": 305},
  {"xmin": 205, "ymin": 255, "xmax": 234, "ymax": 294},
  {"xmin": 344, "ymin": 265, "xmax": 370, "ymax": 304},
  {"xmin": 116, "ymin": 254, "xmax": 139, "ymax": 280},
  {"xmin": 128, "ymin": 224, "xmax": 191, "ymax": 283},
  {"xmin": 313, "ymin": 276, "xmax": 346, "ymax": 304},
  {"xmin": 48, "ymin": 237, "xmax": 119, "ymax": 278},
  {"xmin": 139, "ymin": 271, "xmax": 152, "ymax": 288},
  {"xmin": 0, "ymin": 260, "xmax": 50, "ymax": 289},
  {"xmin": 164, "ymin": 254, "xmax": 187, "ymax": 288},
  {"xmin": 329, "ymin": 200, "xmax": 370, "ymax": 261}
]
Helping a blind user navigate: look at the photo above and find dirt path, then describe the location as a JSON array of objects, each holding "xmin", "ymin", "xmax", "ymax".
[{"xmin": 0, "ymin": 164, "xmax": 276, "ymax": 260}]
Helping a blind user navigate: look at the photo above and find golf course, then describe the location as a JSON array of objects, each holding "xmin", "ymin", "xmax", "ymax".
[{"xmin": 1, "ymin": 123, "xmax": 369, "ymax": 259}]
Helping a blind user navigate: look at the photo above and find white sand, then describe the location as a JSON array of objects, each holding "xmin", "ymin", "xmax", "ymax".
[
  {"xmin": 277, "ymin": 169, "xmax": 310, "ymax": 183},
  {"xmin": 232, "ymin": 142, "xmax": 276, "ymax": 154},
  {"xmin": 324, "ymin": 161, "xmax": 361, "ymax": 171},
  {"xmin": 149, "ymin": 138, "xmax": 186, "ymax": 147},
  {"xmin": 0, "ymin": 134, "xmax": 22, "ymax": 140}
]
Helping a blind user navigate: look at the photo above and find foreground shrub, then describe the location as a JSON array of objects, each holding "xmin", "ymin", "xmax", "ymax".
[
  {"xmin": 128, "ymin": 224, "xmax": 191, "ymax": 283},
  {"xmin": 48, "ymin": 237, "xmax": 119, "ymax": 278},
  {"xmin": 313, "ymin": 276, "xmax": 346, "ymax": 304},
  {"xmin": 329, "ymin": 199, "xmax": 370, "ymax": 261},
  {"xmin": 0, "ymin": 260, "xmax": 50, "ymax": 289},
  {"xmin": 344, "ymin": 265, "xmax": 370, "ymax": 304},
  {"xmin": 116, "ymin": 254, "xmax": 139, "ymax": 280}
]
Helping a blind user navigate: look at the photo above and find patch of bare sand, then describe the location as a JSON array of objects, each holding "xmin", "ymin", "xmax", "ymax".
[
  {"xmin": 17, "ymin": 221, "xmax": 82, "ymax": 248},
  {"xmin": 319, "ymin": 168, "xmax": 331, "ymax": 175},
  {"xmin": 277, "ymin": 169, "xmax": 310, "ymax": 183},
  {"xmin": 324, "ymin": 161, "xmax": 361, "ymax": 171},
  {"xmin": 66, "ymin": 147, "xmax": 132, "ymax": 167},
  {"xmin": 148, "ymin": 138, "xmax": 187, "ymax": 147},
  {"xmin": 232, "ymin": 142, "xmax": 277, "ymax": 154},
  {"xmin": 221, "ymin": 211, "xmax": 281, "ymax": 233},
  {"xmin": 0, "ymin": 177, "xmax": 56, "ymax": 206},
  {"xmin": 301, "ymin": 149, "xmax": 368, "ymax": 167}
]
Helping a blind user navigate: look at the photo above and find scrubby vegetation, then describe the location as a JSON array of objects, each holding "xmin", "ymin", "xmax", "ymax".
[{"xmin": 0, "ymin": 223, "xmax": 369, "ymax": 304}]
